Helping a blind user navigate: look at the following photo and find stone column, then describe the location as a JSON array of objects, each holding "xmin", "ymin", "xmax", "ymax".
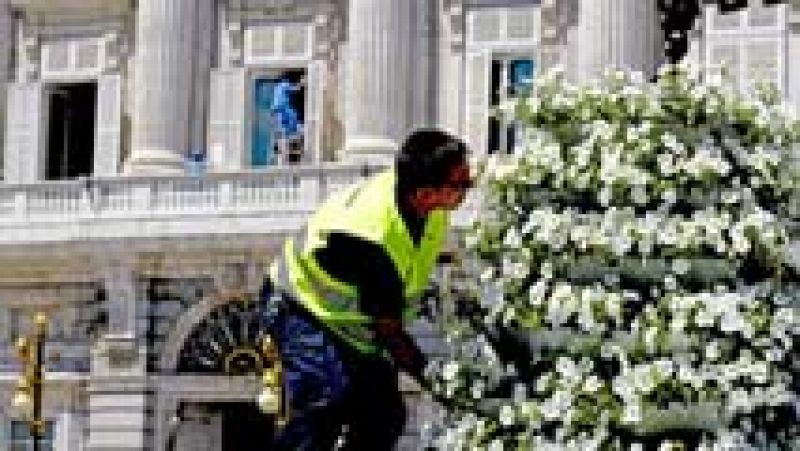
[
  {"xmin": 126, "ymin": 0, "xmax": 197, "ymax": 174},
  {"xmin": 437, "ymin": 0, "xmax": 464, "ymax": 136},
  {"xmin": 87, "ymin": 258, "xmax": 149, "ymax": 451},
  {"xmin": 0, "ymin": 0, "xmax": 12, "ymax": 173},
  {"xmin": 789, "ymin": 12, "xmax": 800, "ymax": 115},
  {"xmin": 568, "ymin": 0, "xmax": 663, "ymax": 83},
  {"xmin": 343, "ymin": 0, "xmax": 425, "ymax": 162}
]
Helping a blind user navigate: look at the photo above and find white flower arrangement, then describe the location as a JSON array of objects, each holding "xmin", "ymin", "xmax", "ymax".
[{"xmin": 424, "ymin": 65, "xmax": 800, "ymax": 450}]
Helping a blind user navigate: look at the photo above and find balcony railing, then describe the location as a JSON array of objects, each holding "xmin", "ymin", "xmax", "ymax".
[{"xmin": 0, "ymin": 163, "xmax": 480, "ymax": 246}]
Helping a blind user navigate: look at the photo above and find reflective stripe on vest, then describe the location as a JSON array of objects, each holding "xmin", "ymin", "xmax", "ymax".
[{"xmin": 270, "ymin": 238, "xmax": 379, "ymax": 354}]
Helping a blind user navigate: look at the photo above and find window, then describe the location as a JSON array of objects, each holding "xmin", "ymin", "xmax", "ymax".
[
  {"xmin": 468, "ymin": 7, "xmax": 538, "ymax": 45},
  {"xmin": 9, "ymin": 420, "xmax": 55, "ymax": 451},
  {"xmin": 244, "ymin": 22, "xmax": 311, "ymax": 64},
  {"xmin": 41, "ymin": 36, "xmax": 104, "ymax": 78},
  {"xmin": 464, "ymin": 6, "xmax": 539, "ymax": 155},
  {"xmin": 704, "ymin": 1, "xmax": 786, "ymax": 95},
  {"xmin": 488, "ymin": 57, "xmax": 534, "ymax": 155},
  {"xmin": 251, "ymin": 70, "xmax": 305, "ymax": 166},
  {"xmin": 45, "ymin": 83, "xmax": 97, "ymax": 180}
]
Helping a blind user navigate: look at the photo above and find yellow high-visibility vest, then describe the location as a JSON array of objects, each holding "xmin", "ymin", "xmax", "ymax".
[{"xmin": 270, "ymin": 169, "xmax": 449, "ymax": 353}]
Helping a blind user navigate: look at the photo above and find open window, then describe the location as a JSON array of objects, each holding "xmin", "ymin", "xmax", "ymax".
[
  {"xmin": 464, "ymin": 6, "xmax": 538, "ymax": 155},
  {"xmin": 45, "ymin": 82, "xmax": 96, "ymax": 180},
  {"xmin": 251, "ymin": 70, "xmax": 305, "ymax": 167},
  {"xmin": 488, "ymin": 57, "xmax": 534, "ymax": 155}
]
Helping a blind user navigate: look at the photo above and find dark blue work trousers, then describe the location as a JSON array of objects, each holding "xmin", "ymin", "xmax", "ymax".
[{"xmin": 260, "ymin": 281, "xmax": 406, "ymax": 451}]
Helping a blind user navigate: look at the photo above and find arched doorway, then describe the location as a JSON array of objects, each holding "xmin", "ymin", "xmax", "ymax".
[{"xmin": 169, "ymin": 299, "xmax": 280, "ymax": 451}]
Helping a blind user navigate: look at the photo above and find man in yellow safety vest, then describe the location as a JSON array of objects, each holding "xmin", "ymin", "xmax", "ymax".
[{"xmin": 263, "ymin": 129, "xmax": 472, "ymax": 450}]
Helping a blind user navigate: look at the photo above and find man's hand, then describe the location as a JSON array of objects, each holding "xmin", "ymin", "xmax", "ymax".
[{"xmin": 374, "ymin": 318, "xmax": 426, "ymax": 379}]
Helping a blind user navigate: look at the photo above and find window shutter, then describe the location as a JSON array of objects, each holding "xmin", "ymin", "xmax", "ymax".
[
  {"xmin": 207, "ymin": 68, "xmax": 247, "ymax": 171},
  {"xmin": 94, "ymin": 74, "xmax": 122, "ymax": 177},
  {"xmin": 4, "ymin": 82, "xmax": 44, "ymax": 183},
  {"xmin": 465, "ymin": 52, "xmax": 489, "ymax": 155}
]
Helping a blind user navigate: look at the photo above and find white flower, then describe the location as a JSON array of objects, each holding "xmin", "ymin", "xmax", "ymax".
[
  {"xmin": 644, "ymin": 327, "xmax": 659, "ymax": 353},
  {"xmin": 705, "ymin": 341, "xmax": 721, "ymax": 362},
  {"xmin": 695, "ymin": 308, "xmax": 716, "ymax": 328},
  {"xmin": 528, "ymin": 280, "xmax": 548, "ymax": 306},
  {"xmin": 671, "ymin": 258, "xmax": 690, "ymax": 275},
  {"xmin": 540, "ymin": 261, "xmax": 554, "ymax": 279},
  {"xmin": 513, "ymin": 383, "xmax": 527, "ymax": 403},
  {"xmin": 470, "ymin": 379, "xmax": 485, "ymax": 400},
  {"xmin": 661, "ymin": 188, "xmax": 677, "ymax": 205},
  {"xmin": 556, "ymin": 357, "xmax": 581, "ymax": 385},
  {"xmin": 488, "ymin": 440, "xmax": 504, "ymax": 451},
  {"xmin": 765, "ymin": 348, "xmax": 784, "ymax": 362},
  {"xmin": 622, "ymin": 402, "xmax": 642, "ymax": 424},
  {"xmin": 583, "ymin": 375, "xmax": 602, "ymax": 393},
  {"xmin": 442, "ymin": 361, "xmax": 460, "ymax": 381},
  {"xmin": 499, "ymin": 404, "xmax": 515, "ymax": 427},
  {"xmin": 729, "ymin": 388, "xmax": 750, "ymax": 413},
  {"xmin": 654, "ymin": 359, "xmax": 674, "ymax": 378},
  {"xmin": 599, "ymin": 186, "xmax": 612, "ymax": 206},
  {"xmin": 536, "ymin": 373, "xmax": 552, "ymax": 394},
  {"xmin": 503, "ymin": 227, "xmax": 522, "ymax": 248},
  {"xmin": 750, "ymin": 362, "xmax": 769, "ymax": 384}
]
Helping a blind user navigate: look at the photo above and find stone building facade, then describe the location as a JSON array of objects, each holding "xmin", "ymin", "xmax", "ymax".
[{"xmin": 0, "ymin": 0, "xmax": 797, "ymax": 449}]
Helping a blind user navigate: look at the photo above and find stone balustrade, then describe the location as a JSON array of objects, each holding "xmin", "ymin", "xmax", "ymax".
[{"xmin": 0, "ymin": 163, "xmax": 487, "ymax": 246}]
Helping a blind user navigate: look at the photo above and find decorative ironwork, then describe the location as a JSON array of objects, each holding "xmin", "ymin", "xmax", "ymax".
[
  {"xmin": 176, "ymin": 299, "xmax": 267, "ymax": 375},
  {"xmin": 175, "ymin": 296, "xmax": 289, "ymax": 426}
]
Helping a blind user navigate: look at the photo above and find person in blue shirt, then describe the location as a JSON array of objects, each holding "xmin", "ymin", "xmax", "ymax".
[{"xmin": 271, "ymin": 79, "xmax": 301, "ymax": 139}]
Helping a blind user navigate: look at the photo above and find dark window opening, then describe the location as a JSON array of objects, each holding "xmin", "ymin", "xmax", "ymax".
[
  {"xmin": 488, "ymin": 58, "xmax": 534, "ymax": 155},
  {"xmin": 219, "ymin": 403, "xmax": 276, "ymax": 450},
  {"xmin": 46, "ymin": 82, "xmax": 96, "ymax": 180}
]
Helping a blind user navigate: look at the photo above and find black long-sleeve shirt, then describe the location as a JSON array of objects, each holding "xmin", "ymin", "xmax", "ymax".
[{"xmin": 310, "ymin": 193, "xmax": 427, "ymax": 377}]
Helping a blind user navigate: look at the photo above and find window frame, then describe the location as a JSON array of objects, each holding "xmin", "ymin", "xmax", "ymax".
[
  {"xmin": 9, "ymin": 420, "xmax": 55, "ymax": 451},
  {"xmin": 702, "ymin": 1, "xmax": 788, "ymax": 95},
  {"xmin": 246, "ymin": 65, "xmax": 313, "ymax": 166},
  {"xmin": 464, "ymin": 5, "xmax": 540, "ymax": 156}
]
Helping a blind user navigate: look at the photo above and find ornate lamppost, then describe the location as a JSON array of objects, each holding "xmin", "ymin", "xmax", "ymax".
[{"xmin": 12, "ymin": 311, "xmax": 48, "ymax": 451}]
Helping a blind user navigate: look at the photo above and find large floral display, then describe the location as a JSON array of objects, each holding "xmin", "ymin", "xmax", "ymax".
[{"xmin": 423, "ymin": 65, "xmax": 799, "ymax": 450}]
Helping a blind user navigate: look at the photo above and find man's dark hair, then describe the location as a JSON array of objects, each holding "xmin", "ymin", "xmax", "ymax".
[{"xmin": 396, "ymin": 129, "xmax": 468, "ymax": 193}]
